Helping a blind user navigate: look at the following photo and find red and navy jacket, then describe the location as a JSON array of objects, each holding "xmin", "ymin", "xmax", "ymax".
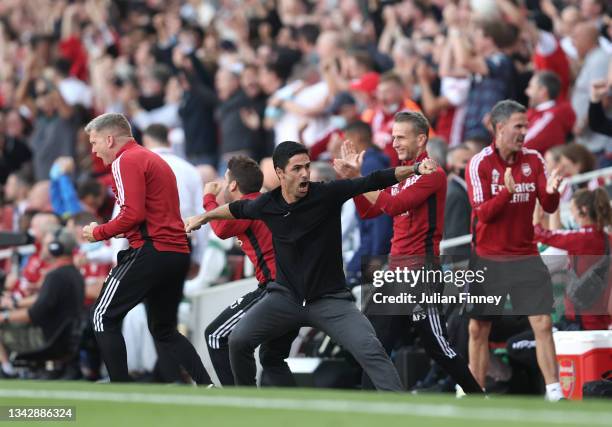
[
  {"xmin": 534, "ymin": 224, "xmax": 611, "ymax": 330},
  {"xmin": 466, "ymin": 144, "xmax": 559, "ymax": 256},
  {"xmin": 93, "ymin": 140, "xmax": 189, "ymax": 253},
  {"xmin": 353, "ymin": 151, "xmax": 447, "ymax": 260},
  {"xmin": 204, "ymin": 192, "xmax": 275, "ymax": 285}
]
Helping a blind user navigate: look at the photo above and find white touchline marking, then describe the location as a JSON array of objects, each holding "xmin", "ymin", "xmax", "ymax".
[{"xmin": 1, "ymin": 389, "xmax": 610, "ymax": 425}]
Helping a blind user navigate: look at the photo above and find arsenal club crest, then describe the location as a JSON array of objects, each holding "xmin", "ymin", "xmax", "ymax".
[
  {"xmin": 521, "ymin": 163, "xmax": 532, "ymax": 177},
  {"xmin": 491, "ymin": 169, "xmax": 500, "ymax": 184},
  {"xmin": 558, "ymin": 358, "xmax": 575, "ymax": 399}
]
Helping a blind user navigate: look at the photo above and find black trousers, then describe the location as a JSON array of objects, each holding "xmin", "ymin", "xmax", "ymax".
[
  {"xmin": 229, "ymin": 283, "xmax": 403, "ymax": 391},
  {"xmin": 362, "ymin": 308, "xmax": 483, "ymax": 394},
  {"xmin": 205, "ymin": 285, "xmax": 297, "ymax": 386},
  {"xmin": 91, "ymin": 242, "xmax": 210, "ymax": 384}
]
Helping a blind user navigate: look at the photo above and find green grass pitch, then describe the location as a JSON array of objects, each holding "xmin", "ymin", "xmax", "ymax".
[{"xmin": 0, "ymin": 380, "xmax": 610, "ymax": 427}]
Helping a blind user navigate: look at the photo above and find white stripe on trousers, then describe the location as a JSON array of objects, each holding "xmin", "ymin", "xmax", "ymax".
[
  {"xmin": 206, "ymin": 289, "xmax": 268, "ymax": 349},
  {"xmin": 427, "ymin": 305, "xmax": 456, "ymax": 358},
  {"xmin": 207, "ymin": 310, "xmax": 245, "ymax": 350},
  {"xmin": 214, "ymin": 314, "xmax": 244, "ymax": 350},
  {"xmin": 93, "ymin": 248, "xmax": 141, "ymax": 332},
  {"xmin": 93, "ymin": 250, "xmax": 137, "ymax": 331}
]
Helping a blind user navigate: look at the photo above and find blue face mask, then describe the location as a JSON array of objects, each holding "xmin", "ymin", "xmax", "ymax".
[
  {"xmin": 330, "ymin": 115, "xmax": 348, "ymax": 130},
  {"xmin": 80, "ymin": 241, "xmax": 103, "ymax": 253}
]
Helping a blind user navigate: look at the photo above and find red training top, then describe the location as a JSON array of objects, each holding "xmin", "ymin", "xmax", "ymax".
[
  {"xmin": 354, "ymin": 151, "xmax": 447, "ymax": 259},
  {"xmin": 534, "ymin": 225, "xmax": 611, "ymax": 330},
  {"xmin": 93, "ymin": 140, "xmax": 189, "ymax": 253},
  {"xmin": 466, "ymin": 144, "xmax": 560, "ymax": 256},
  {"xmin": 204, "ymin": 192, "xmax": 276, "ymax": 284}
]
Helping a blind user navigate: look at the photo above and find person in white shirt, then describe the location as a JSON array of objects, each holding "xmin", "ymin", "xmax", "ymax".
[{"xmin": 142, "ymin": 124, "xmax": 207, "ymax": 263}]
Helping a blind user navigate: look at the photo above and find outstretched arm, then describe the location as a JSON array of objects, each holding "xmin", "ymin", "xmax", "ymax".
[
  {"xmin": 334, "ymin": 140, "xmax": 437, "ymax": 203},
  {"xmin": 185, "ymin": 204, "xmax": 235, "ymax": 233}
]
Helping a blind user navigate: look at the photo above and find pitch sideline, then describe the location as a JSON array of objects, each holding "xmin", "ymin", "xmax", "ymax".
[{"xmin": 0, "ymin": 388, "xmax": 609, "ymax": 425}]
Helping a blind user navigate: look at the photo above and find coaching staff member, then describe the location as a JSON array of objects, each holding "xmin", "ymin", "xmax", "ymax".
[
  {"xmin": 82, "ymin": 113, "xmax": 209, "ymax": 384},
  {"xmin": 337, "ymin": 112, "xmax": 483, "ymax": 394},
  {"xmin": 203, "ymin": 156, "xmax": 296, "ymax": 386},
  {"xmin": 186, "ymin": 140, "xmax": 437, "ymax": 390},
  {"xmin": 466, "ymin": 100, "xmax": 564, "ymax": 400}
]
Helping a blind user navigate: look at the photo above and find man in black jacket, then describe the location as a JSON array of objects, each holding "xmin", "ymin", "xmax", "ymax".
[
  {"xmin": 186, "ymin": 141, "xmax": 437, "ymax": 390},
  {"xmin": 0, "ymin": 227, "xmax": 84, "ymax": 377}
]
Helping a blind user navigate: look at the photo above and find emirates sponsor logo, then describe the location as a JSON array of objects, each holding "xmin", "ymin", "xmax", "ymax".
[{"xmin": 491, "ymin": 182, "xmax": 536, "ymax": 194}]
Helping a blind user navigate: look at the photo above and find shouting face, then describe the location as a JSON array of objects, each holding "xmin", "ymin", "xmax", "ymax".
[{"xmin": 276, "ymin": 153, "xmax": 311, "ymax": 202}]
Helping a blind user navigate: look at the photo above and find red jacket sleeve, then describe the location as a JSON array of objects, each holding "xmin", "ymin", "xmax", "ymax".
[
  {"xmin": 534, "ymin": 153, "xmax": 560, "ymax": 213},
  {"xmin": 204, "ymin": 194, "xmax": 251, "ymax": 239},
  {"xmin": 533, "ymin": 225, "xmax": 580, "ymax": 252},
  {"xmin": 466, "ymin": 156, "xmax": 512, "ymax": 223},
  {"xmin": 373, "ymin": 169, "xmax": 445, "ymax": 216},
  {"xmin": 309, "ymin": 132, "xmax": 334, "ymax": 161},
  {"xmin": 354, "ymin": 194, "xmax": 384, "ymax": 219},
  {"xmin": 93, "ymin": 155, "xmax": 146, "ymax": 241}
]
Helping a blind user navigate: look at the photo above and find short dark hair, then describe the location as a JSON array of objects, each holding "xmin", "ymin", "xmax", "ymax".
[
  {"xmin": 298, "ymin": 24, "xmax": 320, "ymax": 46},
  {"xmin": 344, "ymin": 121, "xmax": 373, "ymax": 144},
  {"xmin": 394, "ymin": 111, "xmax": 430, "ymax": 141},
  {"xmin": 227, "ymin": 156, "xmax": 263, "ymax": 194},
  {"xmin": 262, "ymin": 61, "xmax": 286, "ymax": 82},
  {"xmin": 272, "ymin": 141, "xmax": 309, "ymax": 170},
  {"xmin": 54, "ymin": 58, "xmax": 72, "ymax": 77},
  {"xmin": 479, "ymin": 20, "xmax": 519, "ymax": 49},
  {"xmin": 490, "ymin": 100, "xmax": 526, "ymax": 132},
  {"xmin": 143, "ymin": 123, "xmax": 169, "ymax": 145},
  {"xmin": 535, "ymin": 71, "xmax": 561, "ymax": 101},
  {"xmin": 77, "ymin": 178, "xmax": 103, "ymax": 200}
]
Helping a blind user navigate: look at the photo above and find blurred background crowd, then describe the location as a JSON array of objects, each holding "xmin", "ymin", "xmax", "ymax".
[{"xmin": 0, "ymin": 0, "xmax": 610, "ymax": 392}]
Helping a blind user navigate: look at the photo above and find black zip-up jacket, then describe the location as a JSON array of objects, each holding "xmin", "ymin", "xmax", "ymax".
[{"xmin": 229, "ymin": 168, "xmax": 398, "ymax": 303}]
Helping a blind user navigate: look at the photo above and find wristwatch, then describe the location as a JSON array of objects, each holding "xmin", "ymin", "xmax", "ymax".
[
  {"xmin": 413, "ymin": 162, "xmax": 422, "ymax": 176},
  {"xmin": 1, "ymin": 311, "xmax": 9, "ymax": 324}
]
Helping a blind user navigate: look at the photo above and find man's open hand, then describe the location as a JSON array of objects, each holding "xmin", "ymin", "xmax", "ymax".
[
  {"xmin": 504, "ymin": 168, "xmax": 516, "ymax": 194},
  {"xmin": 333, "ymin": 140, "xmax": 364, "ymax": 178},
  {"xmin": 546, "ymin": 167, "xmax": 563, "ymax": 194}
]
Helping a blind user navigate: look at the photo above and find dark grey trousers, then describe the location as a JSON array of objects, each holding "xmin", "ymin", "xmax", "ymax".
[{"xmin": 228, "ymin": 284, "xmax": 403, "ymax": 391}]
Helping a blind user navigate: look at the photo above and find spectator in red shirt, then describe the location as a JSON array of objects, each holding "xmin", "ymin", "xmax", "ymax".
[
  {"xmin": 309, "ymin": 92, "xmax": 360, "ymax": 161},
  {"xmin": 524, "ymin": 71, "xmax": 575, "ymax": 155},
  {"xmin": 3, "ymin": 212, "xmax": 60, "ymax": 301},
  {"xmin": 362, "ymin": 72, "xmax": 424, "ymax": 166}
]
